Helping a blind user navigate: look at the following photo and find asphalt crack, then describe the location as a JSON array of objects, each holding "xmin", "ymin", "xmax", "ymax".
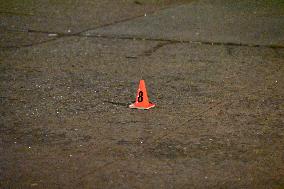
[
  {"xmin": 2, "ymin": 23, "xmax": 284, "ymax": 50},
  {"xmin": 140, "ymin": 41, "xmax": 178, "ymax": 57}
]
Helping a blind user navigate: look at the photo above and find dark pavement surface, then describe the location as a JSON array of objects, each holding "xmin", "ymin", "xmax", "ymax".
[{"xmin": 0, "ymin": 0, "xmax": 284, "ymax": 188}]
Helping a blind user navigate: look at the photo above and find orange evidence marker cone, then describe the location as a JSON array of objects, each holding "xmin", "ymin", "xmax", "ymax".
[{"xmin": 129, "ymin": 80, "xmax": 155, "ymax": 110}]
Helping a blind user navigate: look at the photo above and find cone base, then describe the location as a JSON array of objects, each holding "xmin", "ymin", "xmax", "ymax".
[{"xmin": 129, "ymin": 102, "xmax": 155, "ymax": 110}]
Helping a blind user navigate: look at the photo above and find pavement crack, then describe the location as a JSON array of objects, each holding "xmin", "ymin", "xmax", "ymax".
[
  {"xmin": 3, "ymin": 27, "xmax": 284, "ymax": 50},
  {"xmin": 81, "ymin": 34, "xmax": 284, "ymax": 49},
  {"xmin": 134, "ymin": 1, "xmax": 143, "ymax": 5},
  {"xmin": 76, "ymin": 11, "xmax": 161, "ymax": 36},
  {"xmin": 0, "ymin": 11, "xmax": 33, "ymax": 16},
  {"xmin": 76, "ymin": 3, "xmax": 188, "ymax": 35},
  {"xmin": 140, "ymin": 41, "xmax": 178, "ymax": 57},
  {"xmin": 0, "ymin": 37, "xmax": 61, "ymax": 49}
]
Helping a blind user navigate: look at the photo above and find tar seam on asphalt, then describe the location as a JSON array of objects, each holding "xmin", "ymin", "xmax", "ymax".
[
  {"xmin": 3, "ymin": 30, "xmax": 284, "ymax": 50},
  {"xmin": 139, "ymin": 41, "xmax": 179, "ymax": 57},
  {"xmin": 0, "ymin": 11, "xmax": 34, "ymax": 16}
]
